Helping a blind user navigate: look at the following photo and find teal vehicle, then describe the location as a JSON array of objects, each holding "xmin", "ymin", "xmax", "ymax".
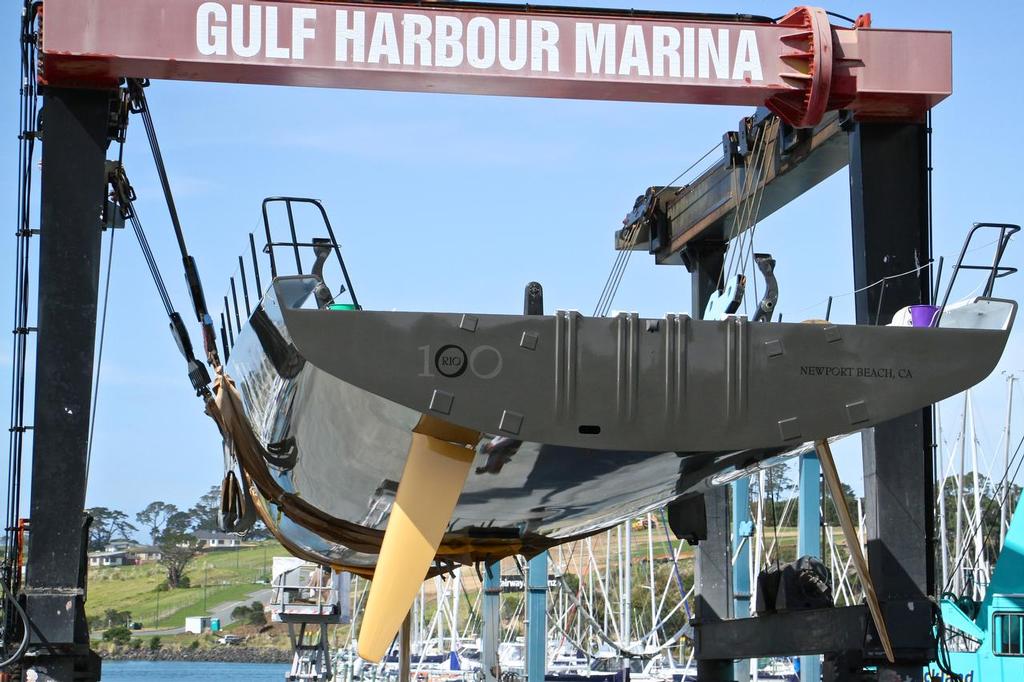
[{"xmin": 930, "ymin": 496, "xmax": 1024, "ymax": 681}]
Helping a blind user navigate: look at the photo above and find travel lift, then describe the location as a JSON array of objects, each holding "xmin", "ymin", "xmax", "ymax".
[{"xmin": 10, "ymin": 0, "xmax": 961, "ymax": 680}]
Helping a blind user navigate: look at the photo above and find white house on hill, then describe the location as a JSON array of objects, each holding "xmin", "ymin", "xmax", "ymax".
[
  {"xmin": 194, "ymin": 530, "xmax": 242, "ymax": 549},
  {"xmin": 88, "ymin": 550, "xmax": 128, "ymax": 567}
]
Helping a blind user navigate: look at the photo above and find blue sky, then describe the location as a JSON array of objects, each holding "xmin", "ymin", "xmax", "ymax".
[{"xmin": 2, "ymin": 0, "xmax": 1022, "ymax": 520}]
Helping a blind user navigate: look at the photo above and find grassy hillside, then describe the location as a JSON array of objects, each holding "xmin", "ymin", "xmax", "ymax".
[
  {"xmin": 87, "ymin": 540, "xmax": 283, "ymax": 630},
  {"xmin": 87, "ymin": 526, "xmax": 849, "ymax": 635}
]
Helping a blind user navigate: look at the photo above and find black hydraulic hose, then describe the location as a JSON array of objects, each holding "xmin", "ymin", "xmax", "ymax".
[
  {"xmin": 932, "ymin": 596, "xmax": 963, "ymax": 682},
  {"xmin": 0, "ymin": 578, "xmax": 29, "ymax": 670}
]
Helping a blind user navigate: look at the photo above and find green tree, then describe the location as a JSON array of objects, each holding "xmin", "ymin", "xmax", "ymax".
[
  {"xmin": 765, "ymin": 464, "xmax": 796, "ymax": 499},
  {"xmin": 102, "ymin": 609, "xmax": 131, "ymax": 628},
  {"xmin": 163, "ymin": 510, "xmax": 194, "ymax": 536},
  {"xmin": 823, "ymin": 482, "xmax": 860, "ymax": 526},
  {"xmin": 189, "ymin": 486, "xmax": 221, "ymax": 532},
  {"xmin": 86, "ymin": 508, "xmax": 137, "ymax": 550},
  {"xmin": 136, "ymin": 502, "xmax": 179, "ymax": 543},
  {"xmin": 156, "ymin": 533, "xmax": 201, "ymax": 588},
  {"xmin": 940, "ymin": 474, "xmax": 1021, "ymax": 572}
]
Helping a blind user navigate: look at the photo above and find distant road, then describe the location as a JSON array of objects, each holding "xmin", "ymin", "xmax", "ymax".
[{"xmin": 137, "ymin": 587, "xmax": 273, "ymax": 637}]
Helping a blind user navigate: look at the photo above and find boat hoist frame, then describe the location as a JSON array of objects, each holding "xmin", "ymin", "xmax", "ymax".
[
  {"xmin": 16, "ymin": 0, "xmax": 957, "ymax": 680},
  {"xmin": 621, "ymin": 103, "xmax": 941, "ymax": 681}
]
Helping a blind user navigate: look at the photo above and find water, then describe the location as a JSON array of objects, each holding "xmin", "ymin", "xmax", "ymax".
[{"xmin": 101, "ymin": 661, "xmax": 291, "ymax": 681}]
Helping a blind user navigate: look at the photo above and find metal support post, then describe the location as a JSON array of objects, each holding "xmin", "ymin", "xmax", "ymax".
[
  {"xmin": 526, "ymin": 553, "xmax": 548, "ymax": 682},
  {"xmin": 482, "ymin": 561, "xmax": 501, "ymax": 682},
  {"xmin": 731, "ymin": 478, "xmax": 751, "ymax": 682},
  {"xmin": 797, "ymin": 452, "xmax": 822, "ymax": 682},
  {"xmin": 683, "ymin": 239, "xmax": 734, "ymax": 682},
  {"xmin": 848, "ymin": 121, "xmax": 934, "ymax": 679},
  {"xmin": 23, "ymin": 87, "xmax": 112, "ymax": 682}
]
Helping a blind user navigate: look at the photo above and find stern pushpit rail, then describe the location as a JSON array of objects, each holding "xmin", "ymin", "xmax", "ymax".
[{"xmin": 935, "ymin": 222, "xmax": 1019, "ymax": 326}]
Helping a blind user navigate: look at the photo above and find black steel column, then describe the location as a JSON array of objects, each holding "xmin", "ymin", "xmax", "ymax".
[
  {"xmin": 23, "ymin": 87, "xmax": 111, "ymax": 681},
  {"xmin": 848, "ymin": 121, "xmax": 934, "ymax": 680},
  {"xmin": 684, "ymin": 240, "xmax": 734, "ymax": 682}
]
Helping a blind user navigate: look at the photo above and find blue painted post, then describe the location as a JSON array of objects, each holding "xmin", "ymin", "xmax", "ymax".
[
  {"xmin": 526, "ymin": 553, "xmax": 548, "ymax": 682},
  {"xmin": 482, "ymin": 561, "xmax": 501, "ymax": 682},
  {"xmin": 797, "ymin": 452, "xmax": 822, "ymax": 682},
  {"xmin": 731, "ymin": 478, "xmax": 752, "ymax": 682}
]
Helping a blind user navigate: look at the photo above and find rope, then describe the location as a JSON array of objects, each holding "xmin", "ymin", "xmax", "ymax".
[{"xmin": 779, "ymin": 260, "xmax": 935, "ymax": 321}]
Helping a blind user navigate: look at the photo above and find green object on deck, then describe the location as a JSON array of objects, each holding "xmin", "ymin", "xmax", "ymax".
[{"xmin": 328, "ymin": 303, "xmax": 357, "ymax": 311}]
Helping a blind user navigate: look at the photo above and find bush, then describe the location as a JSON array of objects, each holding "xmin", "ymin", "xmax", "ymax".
[
  {"xmin": 230, "ymin": 602, "xmax": 267, "ymax": 626},
  {"xmin": 102, "ymin": 626, "xmax": 132, "ymax": 645},
  {"xmin": 103, "ymin": 609, "xmax": 132, "ymax": 628},
  {"xmin": 129, "ymin": 638, "xmax": 142, "ymax": 651},
  {"xmin": 148, "ymin": 636, "xmax": 162, "ymax": 652},
  {"xmin": 155, "ymin": 581, "xmax": 170, "ymax": 592},
  {"xmin": 178, "ymin": 575, "xmax": 191, "ymax": 589},
  {"xmin": 188, "ymin": 639, "xmax": 200, "ymax": 650}
]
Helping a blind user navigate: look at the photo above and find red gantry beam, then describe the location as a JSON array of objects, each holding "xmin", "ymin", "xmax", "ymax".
[{"xmin": 39, "ymin": 0, "xmax": 951, "ymax": 127}]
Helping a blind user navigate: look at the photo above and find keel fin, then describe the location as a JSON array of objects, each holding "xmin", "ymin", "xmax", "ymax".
[{"xmin": 357, "ymin": 433, "xmax": 475, "ymax": 662}]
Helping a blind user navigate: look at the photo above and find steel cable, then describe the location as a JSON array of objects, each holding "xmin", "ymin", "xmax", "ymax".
[
  {"xmin": 85, "ymin": 227, "xmax": 116, "ymax": 488},
  {"xmin": 592, "ymin": 143, "xmax": 720, "ymax": 317}
]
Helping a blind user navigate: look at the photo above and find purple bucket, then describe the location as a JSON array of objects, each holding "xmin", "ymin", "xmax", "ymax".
[{"xmin": 909, "ymin": 304, "xmax": 940, "ymax": 327}]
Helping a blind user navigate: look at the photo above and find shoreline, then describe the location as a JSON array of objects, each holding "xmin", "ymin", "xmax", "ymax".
[{"xmin": 101, "ymin": 646, "xmax": 292, "ymax": 664}]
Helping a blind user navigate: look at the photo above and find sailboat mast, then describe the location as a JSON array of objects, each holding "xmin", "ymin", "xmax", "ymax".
[
  {"xmin": 647, "ymin": 513, "xmax": 656, "ymax": 647},
  {"xmin": 452, "ymin": 567, "xmax": 461, "ymax": 653},
  {"xmin": 968, "ymin": 393, "xmax": 988, "ymax": 597},
  {"xmin": 1002, "ymin": 374, "xmax": 1016, "ymax": 549},
  {"xmin": 936, "ymin": 406, "xmax": 950, "ymax": 590},
  {"xmin": 954, "ymin": 391, "xmax": 969, "ymax": 594},
  {"xmin": 618, "ymin": 520, "xmax": 626, "ymax": 655}
]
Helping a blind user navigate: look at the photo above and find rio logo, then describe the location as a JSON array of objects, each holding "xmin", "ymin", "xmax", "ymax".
[{"xmin": 420, "ymin": 344, "xmax": 502, "ymax": 380}]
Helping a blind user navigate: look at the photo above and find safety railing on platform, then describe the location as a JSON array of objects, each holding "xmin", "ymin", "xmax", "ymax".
[{"xmin": 217, "ymin": 196, "xmax": 360, "ymax": 363}]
